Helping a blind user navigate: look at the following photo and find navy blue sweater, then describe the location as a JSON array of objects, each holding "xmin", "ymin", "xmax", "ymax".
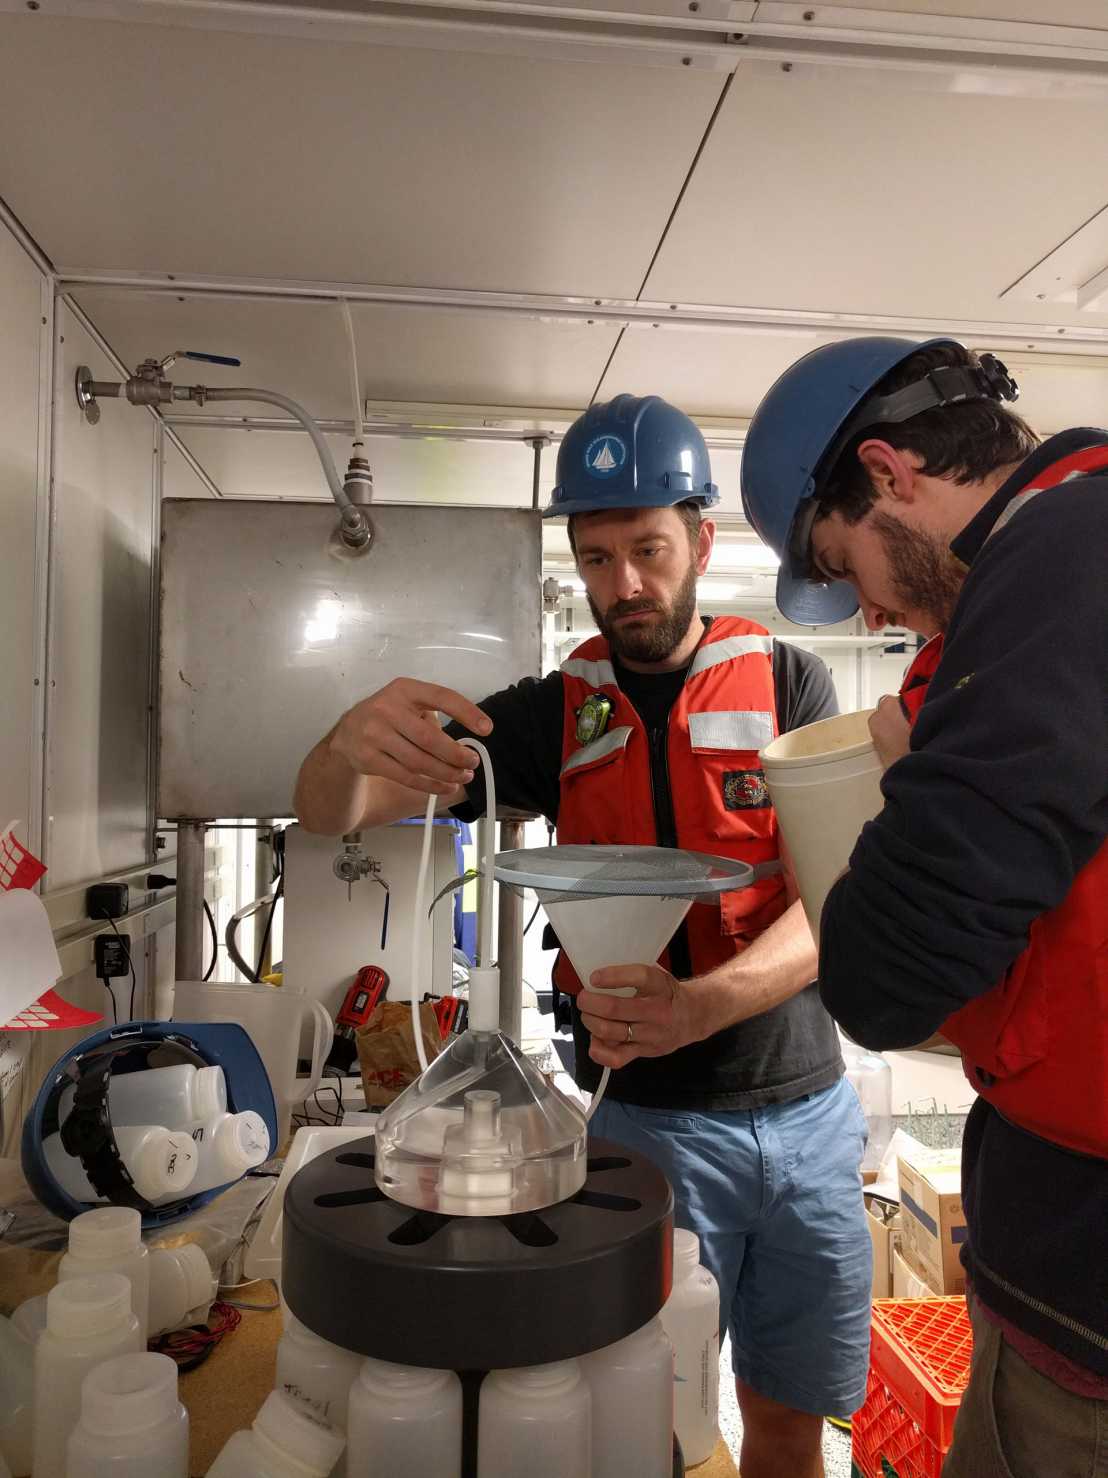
[{"xmin": 819, "ymin": 430, "xmax": 1108, "ymax": 1376}]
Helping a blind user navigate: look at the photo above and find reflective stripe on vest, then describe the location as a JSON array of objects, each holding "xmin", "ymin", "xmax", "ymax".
[
  {"xmin": 687, "ymin": 634, "xmax": 774, "ymax": 679},
  {"xmin": 688, "ymin": 710, "xmax": 775, "ymax": 752},
  {"xmin": 561, "ymin": 656, "xmax": 617, "ymax": 687},
  {"xmin": 559, "ymin": 725, "xmax": 633, "ymax": 778}
]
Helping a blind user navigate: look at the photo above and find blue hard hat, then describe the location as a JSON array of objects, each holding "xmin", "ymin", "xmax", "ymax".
[
  {"xmin": 544, "ymin": 393, "xmax": 719, "ymax": 519},
  {"xmin": 741, "ymin": 336, "xmax": 957, "ymax": 625}
]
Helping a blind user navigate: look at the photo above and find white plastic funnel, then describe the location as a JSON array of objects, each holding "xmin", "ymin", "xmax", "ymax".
[{"xmin": 544, "ymin": 894, "xmax": 692, "ymax": 994}]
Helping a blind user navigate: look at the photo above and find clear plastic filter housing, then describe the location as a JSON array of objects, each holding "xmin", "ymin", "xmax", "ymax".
[{"xmin": 374, "ymin": 1029, "xmax": 588, "ymax": 1216}]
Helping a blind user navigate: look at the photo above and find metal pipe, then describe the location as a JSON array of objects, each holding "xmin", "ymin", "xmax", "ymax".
[
  {"xmin": 199, "ymin": 387, "xmax": 370, "ymax": 545},
  {"xmin": 497, "ymin": 818, "xmax": 527, "ymax": 1043},
  {"xmin": 174, "ymin": 821, "xmax": 208, "ymax": 981},
  {"xmin": 528, "ymin": 437, "xmax": 548, "ymax": 511},
  {"xmin": 254, "ymin": 824, "xmax": 275, "ymax": 977}
]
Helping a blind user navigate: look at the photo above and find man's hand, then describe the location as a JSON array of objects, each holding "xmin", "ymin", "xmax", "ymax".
[
  {"xmin": 869, "ymin": 694, "xmax": 912, "ymax": 770},
  {"xmin": 329, "ymin": 679, "xmax": 492, "ymax": 795},
  {"xmin": 578, "ymin": 964, "xmax": 706, "ymax": 1069}
]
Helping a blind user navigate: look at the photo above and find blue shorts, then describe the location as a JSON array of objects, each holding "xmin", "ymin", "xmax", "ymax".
[{"xmin": 589, "ymin": 1077, "xmax": 872, "ymax": 1419}]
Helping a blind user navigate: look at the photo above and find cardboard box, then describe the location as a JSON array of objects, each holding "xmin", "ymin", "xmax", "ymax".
[
  {"xmin": 891, "ymin": 1243, "xmax": 939, "ymax": 1299},
  {"xmin": 865, "ymin": 1195, "xmax": 901, "ymax": 1299},
  {"xmin": 896, "ymin": 1150, "xmax": 967, "ymax": 1295}
]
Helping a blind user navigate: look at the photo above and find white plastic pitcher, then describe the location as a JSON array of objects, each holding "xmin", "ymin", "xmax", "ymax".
[
  {"xmin": 171, "ymin": 982, "xmax": 334, "ymax": 1144},
  {"xmin": 760, "ymin": 710, "xmax": 884, "ymax": 936}
]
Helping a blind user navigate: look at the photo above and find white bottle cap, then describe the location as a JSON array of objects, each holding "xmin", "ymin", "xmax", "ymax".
[
  {"xmin": 131, "ymin": 1129, "xmax": 199, "ymax": 1201},
  {"xmin": 174, "ymin": 1242, "xmax": 218, "ymax": 1314},
  {"xmin": 68, "ymin": 1206, "xmax": 142, "ymax": 1260},
  {"xmin": 47, "ymin": 1273, "xmax": 133, "ymax": 1339},
  {"xmin": 673, "ymin": 1228, "xmax": 701, "ymax": 1283},
  {"xmin": 214, "ymin": 1111, "xmax": 271, "ymax": 1176},
  {"xmin": 254, "ymin": 1390, "xmax": 345, "ymax": 1473},
  {"xmin": 79, "ymin": 1352, "xmax": 180, "ymax": 1435},
  {"xmin": 149, "ymin": 1244, "xmax": 217, "ymax": 1334},
  {"xmin": 194, "ymin": 1065, "xmax": 228, "ymax": 1121}
]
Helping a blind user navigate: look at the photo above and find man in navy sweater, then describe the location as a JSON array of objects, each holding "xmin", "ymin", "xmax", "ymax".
[{"xmin": 741, "ymin": 336, "xmax": 1108, "ymax": 1476}]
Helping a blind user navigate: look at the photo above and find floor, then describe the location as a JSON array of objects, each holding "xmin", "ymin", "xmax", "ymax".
[{"xmin": 717, "ymin": 1340, "xmax": 854, "ymax": 1478}]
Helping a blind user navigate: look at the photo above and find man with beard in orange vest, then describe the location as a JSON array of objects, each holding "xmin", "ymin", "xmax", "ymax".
[{"xmin": 296, "ymin": 394, "xmax": 873, "ymax": 1478}]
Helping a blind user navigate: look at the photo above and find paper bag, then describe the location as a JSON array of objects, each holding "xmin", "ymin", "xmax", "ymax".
[{"xmin": 356, "ymin": 1001, "xmax": 442, "ymax": 1107}]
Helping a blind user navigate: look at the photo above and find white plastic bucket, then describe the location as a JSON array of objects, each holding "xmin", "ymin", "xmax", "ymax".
[
  {"xmin": 760, "ymin": 709, "xmax": 884, "ymax": 936},
  {"xmin": 170, "ymin": 981, "xmax": 334, "ymax": 1145}
]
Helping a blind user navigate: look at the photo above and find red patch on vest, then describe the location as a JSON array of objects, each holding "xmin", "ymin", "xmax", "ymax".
[{"xmin": 723, "ymin": 770, "xmax": 770, "ymax": 810}]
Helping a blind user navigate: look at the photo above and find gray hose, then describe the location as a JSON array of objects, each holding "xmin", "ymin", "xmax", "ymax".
[{"xmin": 199, "ymin": 387, "xmax": 371, "ymax": 546}]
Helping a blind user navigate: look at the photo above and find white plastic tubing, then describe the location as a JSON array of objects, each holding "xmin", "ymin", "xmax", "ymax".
[{"xmin": 410, "ymin": 732, "xmax": 496, "ymax": 1073}]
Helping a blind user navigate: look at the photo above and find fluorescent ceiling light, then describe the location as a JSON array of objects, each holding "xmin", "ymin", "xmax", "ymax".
[{"xmin": 708, "ymin": 543, "xmax": 780, "ymax": 572}]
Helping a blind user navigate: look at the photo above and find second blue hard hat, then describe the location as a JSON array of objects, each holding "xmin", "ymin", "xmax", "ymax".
[{"xmin": 544, "ymin": 393, "xmax": 719, "ymax": 519}]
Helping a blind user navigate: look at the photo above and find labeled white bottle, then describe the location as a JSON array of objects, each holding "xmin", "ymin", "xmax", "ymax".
[
  {"xmin": 60, "ymin": 1064, "xmax": 227, "ymax": 1132},
  {"xmin": 207, "ymin": 1390, "xmax": 345, "ymax": 1478},
  {"xmin": 172, "ymin": 1111, "xmax": 271, "ymax": 1199},
  {"xmin": 44, "ymin": 1125, "xmax": 199, "ymax": 1205},
  {"xmin": 59, "ymin": 1207, "xmax": 152, "ymax": 1346},
  {"xmin": 276, "ymin": 1314, "xmax": 362, "ymax": 1474},
  {"xmin": 64, "ymin": 1351, "xmax": 189, "ymax": 1478},
  {"xmin": 347, "ymin": 1358, "xmax": 462, "ymax": 1478},
  {"xmin": 581, "ymin": 1317, "xmax": 674, "ymax": 1478},
  {"xmin": 477, "ymin": 1360, "xmax": 590, "ymax": 1478},
  {"xmin": 658, "ymin": 1229, "xmax": 720, "ymax": 1467},
  {"xmin": 147, "ymin": 1243, "xmax": 218, "ymax": 1337},
  {"xmin": 32, "ymin": 1274, "xmax": 143, "ymax": 1478},
  {"xmin": 0, "ymin": 1314, "xmax": 33, "ymax": 1477}
]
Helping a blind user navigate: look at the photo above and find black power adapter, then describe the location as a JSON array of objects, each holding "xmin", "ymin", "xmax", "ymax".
[
  {"xmin": 87, "ymin": 882, "xmax": 130, "ymax": 920},
  {"xmin": 93, "ymin": 933, "xmax": 132, "ymax": 979}
]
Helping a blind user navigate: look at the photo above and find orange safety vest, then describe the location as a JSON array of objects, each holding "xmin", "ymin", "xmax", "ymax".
[
  {"xmin": 553, "ymin": 616, "xmax": 787, "ymax": 995},
  {"xmin": 900, "ymin": 443, "xmax": 1108, "ymax": 1158}
]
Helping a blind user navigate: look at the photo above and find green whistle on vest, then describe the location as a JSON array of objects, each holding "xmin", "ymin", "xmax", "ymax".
[{"xmin": 575, "ymin": 693, "xmax": 612, "ymax": 746}]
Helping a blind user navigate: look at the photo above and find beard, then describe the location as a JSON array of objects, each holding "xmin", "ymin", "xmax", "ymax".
[
  {"xmin": 588, "ymin": 558, "xmax": 699, "ymax": 664},
  {"xmin": 870, "ymin": 510, "xmax": 964, "ymax": 635}
]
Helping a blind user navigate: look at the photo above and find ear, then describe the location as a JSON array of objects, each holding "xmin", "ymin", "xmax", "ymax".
[
  {"xmin": 856, "ymin": 439, "xmax": 921, "ymax": 506},
  {"xmin": 696, "ymin": 518, "xmax": 716, "ymax": 575}
]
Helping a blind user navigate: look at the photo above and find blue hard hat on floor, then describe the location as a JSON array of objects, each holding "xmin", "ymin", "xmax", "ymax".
[{"xmin": 544, "ymin": 394, "xmax": 719, "ymax": 520}]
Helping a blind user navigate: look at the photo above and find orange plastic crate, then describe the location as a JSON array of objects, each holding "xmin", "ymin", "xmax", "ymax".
[{"xmin": 852, "ymin": 1297, "xmax": 972, "ymax": 1478}]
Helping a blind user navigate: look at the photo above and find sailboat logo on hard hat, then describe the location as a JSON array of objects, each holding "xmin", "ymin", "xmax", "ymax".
[{"xmin": 584, "ymin": 434, "xmax": 627, "ymax": 479}]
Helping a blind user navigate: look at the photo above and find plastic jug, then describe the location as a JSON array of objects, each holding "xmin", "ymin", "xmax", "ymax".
[
  {"xmin": 346, "ymin": 1359, "xmax": 461, "ymax": 1478},
  {"xmin": 43, "ymin": 1125, "xmax": 199, "ymax": 1207},
  {"xmin": 33, "ymin": 1275, "xmax": 143, "ymax": 1478},
  {"xmin": 478, "ymin": 1361, "xmax": 590, "ymax": 1478},
  {"xmin": 206, "ymin": 1390, "xmax": 344, "ymax": 1478},
  {"xmin": 658, "ymin": 1231, "xmax": 720, "ymax": 1467},
  {"xmin": 64, "ymin": 1352, "xmax": 188, "ymax": 1478},
  {"xmin": 59, "ymin": 1064, "xmax": 227, "ymax": 1132},
  {"xmin": 147, "ymin": 1244, "xmax": 218, "ymax": 1337},
  {"xmin": 172, "ymin": 981, "xmax": 334, "ymax": 1142},
  {"xmin": 0, "ymin": 1315, "xmax": 33, "ymax": 1477},
  {"xmin": 581, "ymin": 1318, "xmax": 673, "ymax": 1478},
  {"xmin": 59, "ymin": 1207, "xmax": 152, "ymax": 1345},
  {"xmin": 760, "ymin": 709, "xmax": 884, "ymax": 934}
]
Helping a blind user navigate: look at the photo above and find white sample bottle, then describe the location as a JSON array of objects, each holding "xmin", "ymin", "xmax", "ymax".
[
  {"xmin": 174, "ymin": 1111, "xmax": 271, "ymax": 1198},
  {"xmin": 658, "ymin": 1229, "xmax": 720, "ymax": 1467},
  {"xmin": 207, "ymin": 1390, "xmax": 345, "ymax": 1478},
  {"xmin": 64, "ymin": 1351, "xmax": 188, "ymax": 1478},
  {"xmin": 60, "ymin": 1064, "xmax": 227, "ymax": 1132},
  {"xmin": 347, "ymin": 1358, "xmax": 462, "ymax": 1478},
  {"xmin": 581, "ymin": 1318, "xmax": 674, "ymax": 1478},
  {"xmin": 32, "ymin": 1274, "xmax": 142, "ymax": 1478},
  {"xmin": 477, "ymin": 1361, "xmax": 590, "ymax": 1478},
  {"xmin": 44, "ymin": 1125, "xmax": 199, "ymax": 1205},
  {"xmin": 0, "ymin": 1314, "xmax": 33, "ymax": 1477},
  {"xmin": 9, "ymin": 1295, "xmax": 48, "ymax": 1348},
  {"xmin": 276, "ymin": 1313, "xmax": 362, "ymax": 1429},
  {"xmin": 59, "ymin": 1206, "xmax": 152, "ymax": 1346},
  {"xmin": 147, "ymin": 1243, "xmax": 218, "ymax": 1337}
]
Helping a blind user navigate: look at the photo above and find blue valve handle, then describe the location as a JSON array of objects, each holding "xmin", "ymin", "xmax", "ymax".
[{"xmin": 181, "ymin": 350, "xmax": 242, "ymax": 366}]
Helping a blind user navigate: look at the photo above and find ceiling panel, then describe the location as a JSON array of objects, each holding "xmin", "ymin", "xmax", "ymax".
[
  {"xmin": 71, "ymin": 290, "xmax": 619, "ymax": 416},
  {"xmin": 598, "ymin": 328, "xmax": 1108, "ymax": 436},
  {"xmin": 818, "ymin": 0, "xmax": 1108, "ymax": 21},
  {"xmin": 644, "ymin": 65, "xmax": 1108, "ymax": 325},
  {"xmin": 0, "ymin": 15, "xmax": 721, "ymax": 298}
]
